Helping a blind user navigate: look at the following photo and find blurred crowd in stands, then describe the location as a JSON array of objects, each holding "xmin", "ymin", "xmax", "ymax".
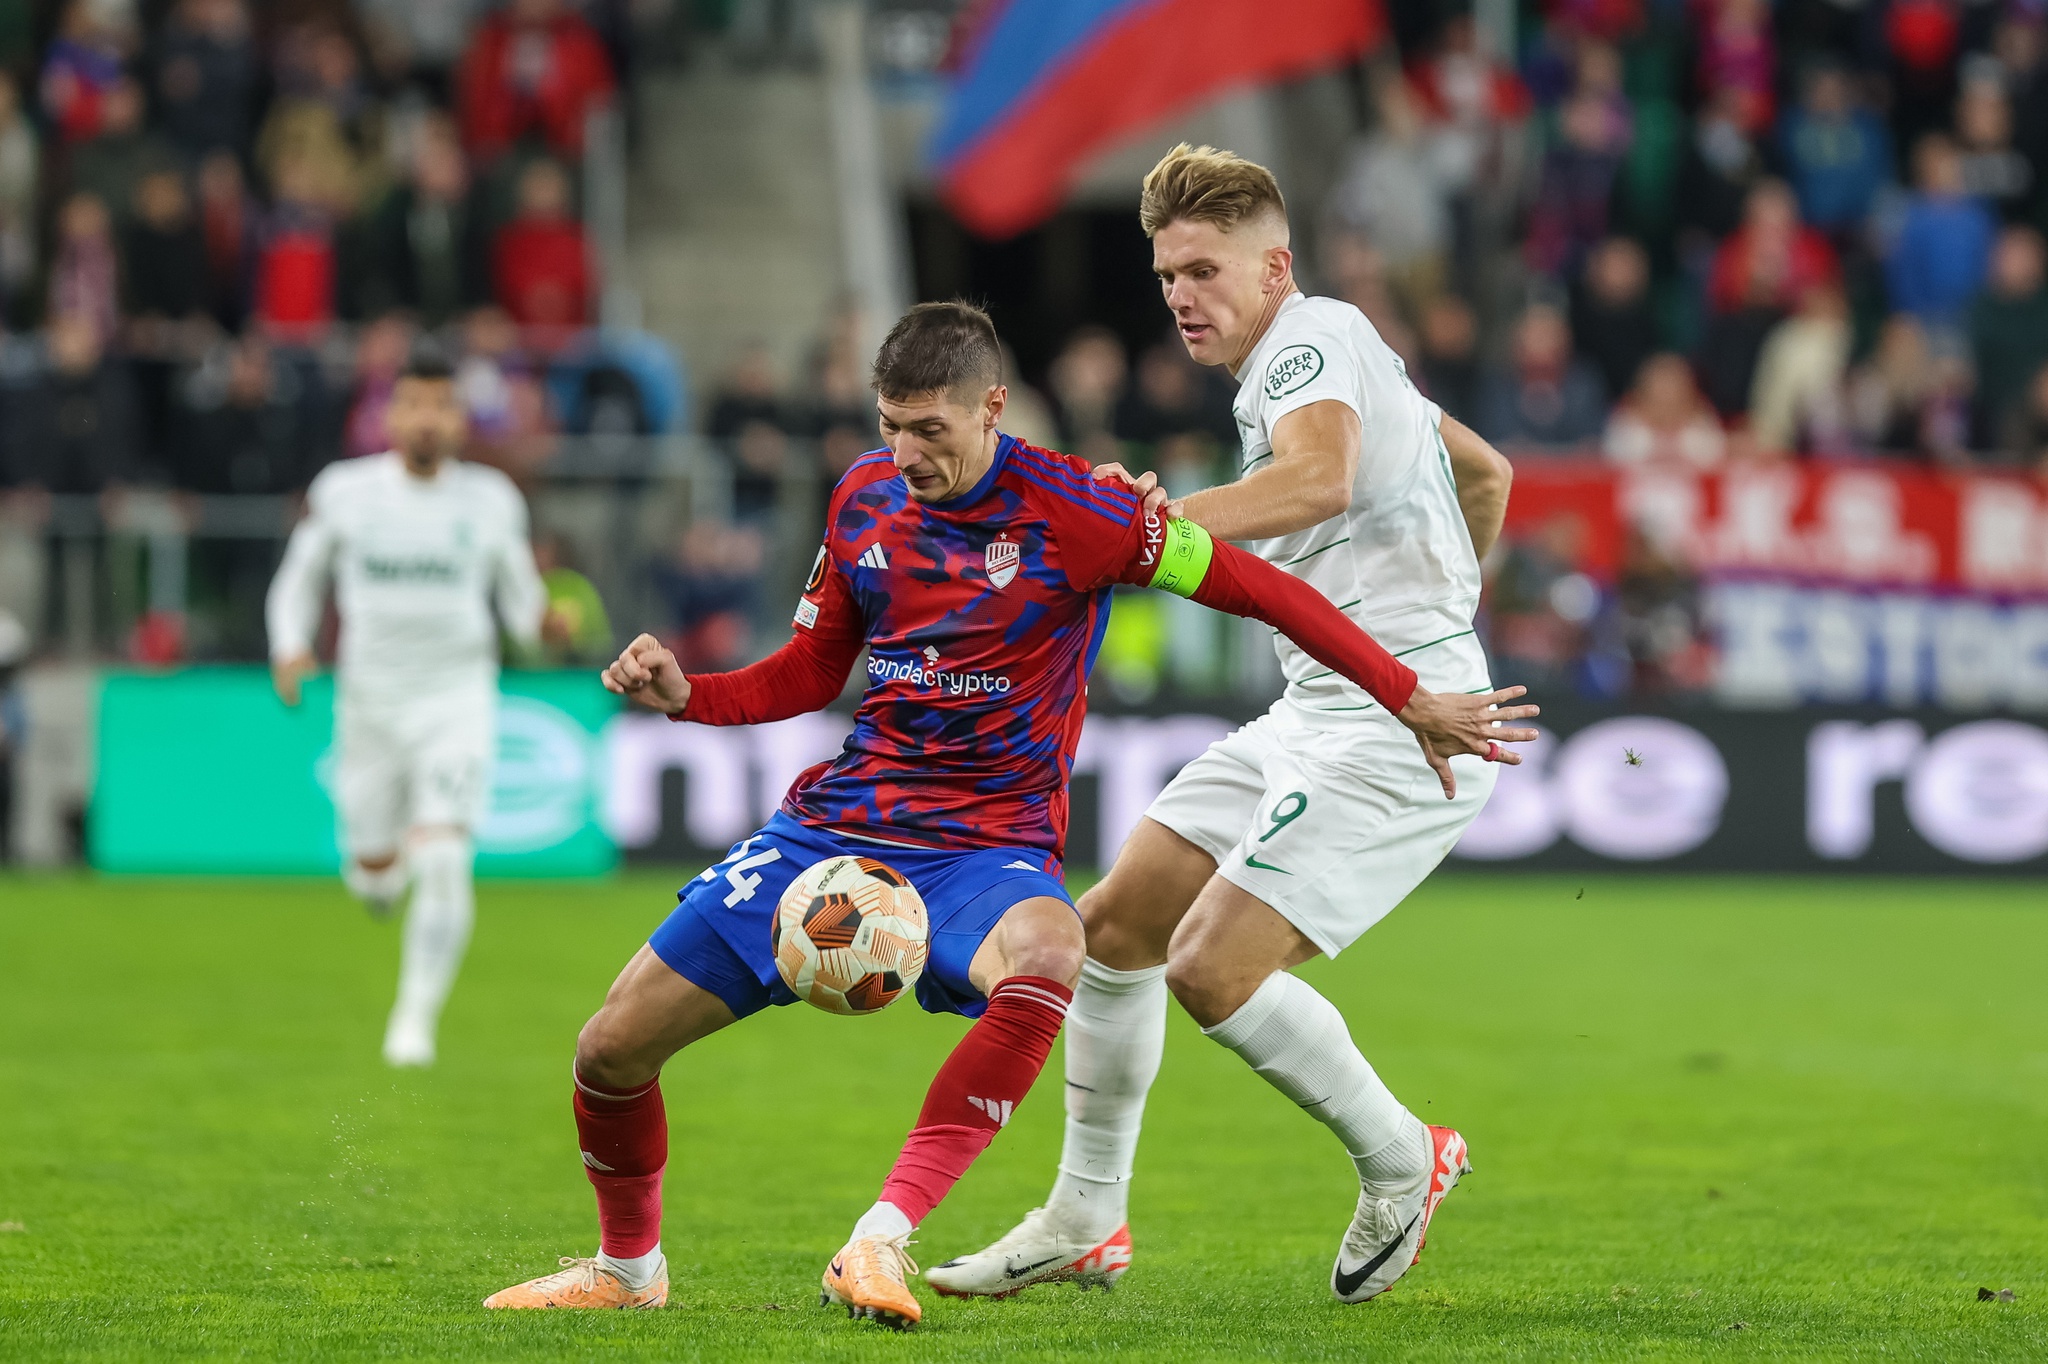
[
  {"xmin": 8, "ymin": 0, "xmax": 2048, "ymax": 707},
  {"xmin": 1325, "ymin": 1, "xmax": 2048, "ymax": 471},
  {"xmin": 0, "ymin": 0, "xmax": 680, "ymax": 505},
  {"xmin": 1170, "ymin": 0, "xmax": 2048, "ymax": 703}
]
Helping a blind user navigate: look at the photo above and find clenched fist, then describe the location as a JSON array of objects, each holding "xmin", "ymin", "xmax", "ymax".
[{"xmin": 602, "ymin": 634, "xmax": 692, "ymax": 716}]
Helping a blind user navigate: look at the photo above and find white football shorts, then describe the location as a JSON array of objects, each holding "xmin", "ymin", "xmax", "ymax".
[
  {"xmin": 1143, "ymin": 702, "xmax": 1497, "ymax": 957},
  {"xmin": 333, "ymin": 686, "xmax": 496, "ymax": 857}
]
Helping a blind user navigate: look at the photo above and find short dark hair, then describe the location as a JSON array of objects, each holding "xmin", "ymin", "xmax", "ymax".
[
  {"xmin": 871, "ymin": 301, "xmax": 1002, "ymax": 401},
  {"xmin": 401, "ymin": 338, "xmax": 457, "ymax": 383}
]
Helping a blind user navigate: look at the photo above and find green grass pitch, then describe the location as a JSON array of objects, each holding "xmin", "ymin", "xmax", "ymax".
[{"xmin": 1, "ymin": 872, "xmax": 2043, "ymax": 1361}]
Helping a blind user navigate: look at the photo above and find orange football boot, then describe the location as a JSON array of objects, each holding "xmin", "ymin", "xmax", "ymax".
[
  {"xmin": 820, "ymin": 1234, "xmax": 922, "ymax": 1329},
  {"xmin": 482, "ymin": 1256, "xmax": 668, "ymax": 1310}
]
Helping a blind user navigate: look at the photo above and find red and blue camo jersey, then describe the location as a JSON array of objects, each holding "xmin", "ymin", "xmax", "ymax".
[
  {"xmin": 679, "ymin": 433, "xmax": 1420, "ymax": 862},
  {"xmin": 695, "ymin": 434, "xmax": 1148, "ymax": 861}
]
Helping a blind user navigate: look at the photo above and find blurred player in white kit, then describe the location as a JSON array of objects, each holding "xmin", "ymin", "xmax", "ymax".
[{"xmin": 265, "ymin": 346, "xmax": 553, "ymax": 1067}]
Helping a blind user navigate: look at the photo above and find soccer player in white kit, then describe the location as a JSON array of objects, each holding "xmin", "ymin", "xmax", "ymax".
[
  {"xmin": 927, "ymin": 146, "xmax": 1532, "ymax": 1304},
  {"xmin": 266, "ymin": 347, "xmax": 552, "ymax": 1068}
]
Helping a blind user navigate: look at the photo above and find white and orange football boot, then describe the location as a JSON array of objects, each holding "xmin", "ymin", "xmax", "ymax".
[
  {"xmin": 482, "ymin": 1256, "xmax": 668, "ymax": 1310},
  {"xmin": 1330, "ymin": 1124, "xmax": 1471, "ymax": 1304},
  {"xmin": 925, "ymin": 1207, "xmax": 1133, "ymax": 1298},
  {"xmin": 821, "ymin": 1233, "xmax": 922, "ymax": 1329}
]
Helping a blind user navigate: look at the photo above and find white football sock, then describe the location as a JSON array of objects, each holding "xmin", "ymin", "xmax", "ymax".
[
  {"xmin": 386, "ymin": 832, "xmax": 474, "ymax": 1046},
  {"xmin": 1203, "ymin": 972, "xmax": 1426, "ymax": 1190},
  {"xmin": 849, "ymin": 1201, "xmax": 914, "ymax": 1243},
  {"xmin": 1045, "ymin": 957, "xmax": 1168, "ymax": 1241},
  {"xmin": 599, "ymin": 1244, "xmax": 665, "ymax": 1289}
]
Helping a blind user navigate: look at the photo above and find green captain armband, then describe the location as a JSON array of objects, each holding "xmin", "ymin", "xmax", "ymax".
[{"xmin": 1148, "ymin": 518, "xmax": 1216, "ymax": 598}]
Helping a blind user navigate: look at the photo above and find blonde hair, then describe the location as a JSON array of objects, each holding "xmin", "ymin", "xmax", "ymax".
[{"xmin": 1138, "ymin": 144, "xmax": 1288, "ymax": 238}]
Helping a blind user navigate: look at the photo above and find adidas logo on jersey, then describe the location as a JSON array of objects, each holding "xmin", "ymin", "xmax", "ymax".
[
  {"xmin": 967, "ymin": 1096, "xmax": 1014, "ymax": 1127},
  {"xmin": 859, "ymin": 544, "xmax": 890, "ymax": 570}
]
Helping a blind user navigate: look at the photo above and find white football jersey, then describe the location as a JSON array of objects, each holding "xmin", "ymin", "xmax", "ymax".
[
  {"xmin": 266, "ymin": 453, "xmax": 547, "ymax": 704},
  {"xmin": 1232, "ymin": 293, "xmax": 1489, "ymax": 716}
]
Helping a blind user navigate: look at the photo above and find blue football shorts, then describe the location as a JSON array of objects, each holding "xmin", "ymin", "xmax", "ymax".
[{"xmin": 647, "ymin": 812, "xmax": 1074, "ymax": 1019}]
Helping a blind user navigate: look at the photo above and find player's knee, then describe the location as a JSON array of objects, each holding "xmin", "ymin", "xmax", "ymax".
[
  {"xmin": 1077, "ymin": 878, "xmax": 1174, "ymax": 971},
  {"xmin": 574, "ymin": 1008, "xmax": 656, "ymax": 1091},
  {"xmin": 1003, "ymin": 911, "xmax": 1086, "ymax": 988},
  {"xmin": 1163, "ymin": 952, "xmax": 1243, "ymax": 1031},
  {"xmin": 1008, "ymin": 936, "xmax": 1085, "ymax": 989}
]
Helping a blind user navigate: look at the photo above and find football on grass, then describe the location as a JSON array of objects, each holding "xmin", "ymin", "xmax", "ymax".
[{"xmin": 772, "ymin": 856, "xmax": 929, "ymax": 1015}]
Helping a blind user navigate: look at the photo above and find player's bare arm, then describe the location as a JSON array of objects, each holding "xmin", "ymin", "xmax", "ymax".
[
  {"xmin": 1439, "ymin": 413, "xmax": 1513, "ymax": 560},
  {"xmin": 1095, "ymin": 409, "xmax": 1511, "ymax": 557},
  {"xmin": 1174, "ymin": 400, "xmax": 1360, "ymax": 541}
]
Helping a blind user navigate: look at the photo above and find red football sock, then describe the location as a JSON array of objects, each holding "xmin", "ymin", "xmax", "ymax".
[
  {"xmin": 572, "ymin": 1070, "xmax": 667, "ymax": 1258},
  {"xmin": 879, "ymin": 976, "xmax": 1073, "ymax": 1226}
]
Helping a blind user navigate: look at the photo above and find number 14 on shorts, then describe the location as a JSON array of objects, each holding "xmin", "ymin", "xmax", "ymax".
[{"xmin": 700, "ymin": 836, "xmax": 785, "ymax": 907}]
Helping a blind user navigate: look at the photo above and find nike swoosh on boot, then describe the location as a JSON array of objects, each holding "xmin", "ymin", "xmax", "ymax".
[{"xmin": 1332, "ymin": 1214, "xmax": 1419, "ymax": 1297}]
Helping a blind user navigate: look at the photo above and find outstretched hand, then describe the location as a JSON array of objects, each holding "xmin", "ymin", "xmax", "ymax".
[
  {"xmin": 1092, "ymin": 462, "xmax": 1179, "ymax": 520},
  {"xmin": 602, "ymin": 633, "xmax": 693, "ymax": 716},
  {"xmin": 1396, "ymin": 685, "xmax": 1541, "ymax": 800}
]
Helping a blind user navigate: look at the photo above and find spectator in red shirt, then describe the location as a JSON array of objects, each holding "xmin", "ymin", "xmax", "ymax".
[
  {"xmin": 492, "ymin": 157, "xmax": 592, "ymax": 349},
  {"xmin": 457, "ymin": 0, "xmax": 615, "ymax": 163},
  {"xmin": 252, "ymin": 155, "xmax": 339, "ymax": 344},
  {"xmin": 1706, "ymin": 178, "xmax": 1838, "ymax": 314}
]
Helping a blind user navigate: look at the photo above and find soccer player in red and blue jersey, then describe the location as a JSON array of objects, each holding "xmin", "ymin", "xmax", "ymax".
[{"xmin": 483, "ymin": 303, "xmax": 1534, "ymax": 1328}]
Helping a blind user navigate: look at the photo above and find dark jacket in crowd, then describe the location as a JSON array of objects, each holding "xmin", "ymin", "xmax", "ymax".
[
  {"xmin": 1475, "ymin": 362, "xmax": 1608, "ymax": 448},
  {"xmin": 3, "ymin": 362, "xmax": 139, "ymax": 492},
  {"xmin": 1675, "ymin": 123, "xmax": 1762, "ymax": 243},
  {"xmin": 344, "ymin": 184, "xmax": 492, "ymax": 326},
  {"xmin": 1419, "ymin": 352, "xmax": 1481, "ymax": 425},
  {"xmin": 1573, "ymin": 294, "xmax": 1662, "ymax": 402},
  {"xmin": 151, "ymin": 16, "xmax": 259, "ymax": 159},
  {"xmin": 123, "ymin": 220, "xmax": 209, "ymax": 318},
  {"xmin": 1970, "ymin": 286, "xmax": 2048, "ymax": 442},
  {"xmin": 171, "ymin": 354, "xmax": 333, "ymax": 494},
  {"xmin": 1694, "ymin": 307, "xmax": 1783, "ymax": 418}
]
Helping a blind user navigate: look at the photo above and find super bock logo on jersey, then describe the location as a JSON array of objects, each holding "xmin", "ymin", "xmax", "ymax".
[
  {"xmin": 1264, "ymin": 344, "xmax": 1324, "ymax": 399},
  {"xmin": 984, "ymin": 535, "xmax": 1020, "ymax": 589}
]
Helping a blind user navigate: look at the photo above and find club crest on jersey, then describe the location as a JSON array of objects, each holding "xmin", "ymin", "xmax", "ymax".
[{"xmin": 984, "ymin": 535, "xmax": 1020, "ymax": 589}]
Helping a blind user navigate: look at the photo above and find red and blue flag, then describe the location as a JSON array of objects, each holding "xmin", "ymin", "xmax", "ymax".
[{"xmin": 931, "ymin": 0, "xmax": 1387, "ymax": 238}]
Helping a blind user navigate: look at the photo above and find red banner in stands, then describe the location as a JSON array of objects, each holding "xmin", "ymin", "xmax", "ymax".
[
  {"xmin": 1504, "ymin": 458, "xmax": 2048, "ymax": 596},
  {"xmin": 1502, "ymin": 459, "xmax": 2048, "ymax": 710}
]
